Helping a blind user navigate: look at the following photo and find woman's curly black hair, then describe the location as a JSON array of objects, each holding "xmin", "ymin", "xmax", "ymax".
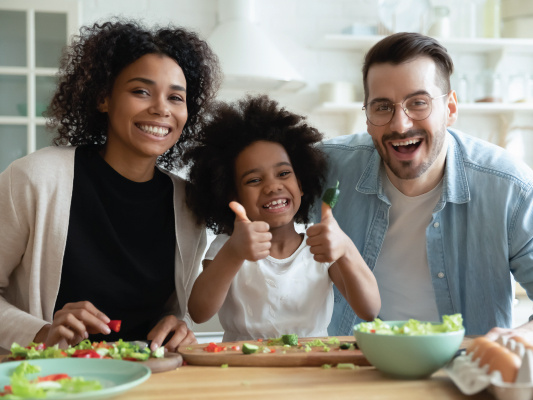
[
  {"xmin": 183, "ymin": 95, "xmax": 327, "ymax": 235},
  {"xmin": 46, "ymin": 19, "xmax": 221, "ymax": 170}
]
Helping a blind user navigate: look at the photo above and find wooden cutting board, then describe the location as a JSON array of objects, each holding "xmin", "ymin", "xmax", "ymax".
[{"xmin": 178, "ymin": 336, "xmax": 370, "ymax": 367}]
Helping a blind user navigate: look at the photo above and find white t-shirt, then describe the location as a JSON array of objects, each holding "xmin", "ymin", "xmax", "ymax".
[
  {"xmin": 204, "ymin": 233, "xmax": 333, "ymax": 341},
  {"xmin": 372, "ymin": 170, "xmax": 442, "ymax": 322}
]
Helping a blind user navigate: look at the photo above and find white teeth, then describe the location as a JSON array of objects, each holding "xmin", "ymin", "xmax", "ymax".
[
  {"xmin": 263, "ymin": 199, "xmax": 288, "ymax": 209},
  {"xmin": 138, "ymin": 124, "xmax": 170, "ymax": 137},
  {"xmin": 392, "ymin": 139, "xmax": 421, "ymax": 147}
]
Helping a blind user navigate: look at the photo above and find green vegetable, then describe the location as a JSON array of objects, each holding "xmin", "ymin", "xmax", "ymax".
[
  {"xmin": 356, "ymin": 313, "xmax": 464, "ymax": 335},
  {"xmin": 281, "ymin": 334, "xmax": 298, "ymax": 346},
  {"xmin": 322, "ymin": 181, "xmax": 340, "ymax": 208},
  {"xmin": 242, "ymin": 343, "xmax": 259, "ymax": 354},
  {"xmin": 337, "ymin": 363, "xmax": 358, "ymax": 370},
  {"xmin": 1, "ymin": 362, "xmax": 102, "ymax": 398},
  {"xmin": 339, "ymin": 343, "xmax": 352, "ymax": 350}
]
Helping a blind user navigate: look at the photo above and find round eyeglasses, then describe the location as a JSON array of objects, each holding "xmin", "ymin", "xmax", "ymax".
[{"xmin": 362, "ymin": 93, "xmax": 448, "ymax": 126}]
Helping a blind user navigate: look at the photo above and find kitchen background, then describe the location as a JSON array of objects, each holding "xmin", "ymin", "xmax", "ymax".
[{"xmin": 1, "ymin": 0, "xmax": 532, "ymax": 341}]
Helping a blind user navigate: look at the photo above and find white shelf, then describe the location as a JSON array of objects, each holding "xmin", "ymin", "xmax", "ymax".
[{"xmin": 318, "ymin": 34, "xmax": 533, "ymax": 55}]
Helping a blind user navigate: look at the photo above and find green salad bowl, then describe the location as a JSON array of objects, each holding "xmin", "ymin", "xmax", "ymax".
[{"xmin": 354, "ymin": 320, "xmax": 465, "ymax": 379}]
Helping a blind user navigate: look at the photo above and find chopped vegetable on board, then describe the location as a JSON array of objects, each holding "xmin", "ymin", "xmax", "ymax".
[
  {"xmin": 242, "ymin": 343, "xmax": 259, "ymax": 354},
  {"xmin": 281, "ymin": 334, "xmax": 298, "ymax": 346}
]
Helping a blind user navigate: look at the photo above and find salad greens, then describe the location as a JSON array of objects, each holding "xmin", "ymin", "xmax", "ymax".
[
  {"xmin": 0, "ymin": 362, "xmax": 102, "ymax": 398},
  {"xmin": 9, "ymin": 339, "xmax": 164, "ymax": 361},
  {"xmin": 356, "ymin": 314, "xmax": 464, "ymax": 335}
]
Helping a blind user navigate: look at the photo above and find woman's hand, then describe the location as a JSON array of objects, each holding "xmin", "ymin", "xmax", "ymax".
[
  {"xmin": 34, "ymin": 301, "xmax": 111, "ymax": 347},
  {"xmin": 147, "ymin": 315, "xmax": 196, "ymax": 353}
]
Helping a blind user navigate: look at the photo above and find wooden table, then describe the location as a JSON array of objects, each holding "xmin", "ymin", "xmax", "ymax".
[
  {"xmin": 115, "ymin": 365, "xmax": 492, "ymax": 400},
  {"xmin": 113, "ymin": 336, "xmax": 493, "ymax": 400}
]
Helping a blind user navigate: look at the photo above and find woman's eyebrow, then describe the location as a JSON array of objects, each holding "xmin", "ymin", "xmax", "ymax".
[{"xmin": 126, "ymin": 77, "xmax": 186, "ymax": 92}]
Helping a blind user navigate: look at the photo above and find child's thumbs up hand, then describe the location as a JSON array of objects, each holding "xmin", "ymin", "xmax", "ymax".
[
  {"xmin": 228, "ymin": 201, "xmax": 271, "ymax": 261},
  {"xmin": 306, "ymin": 202, "xmax": 347, "ymax": 263},
  {"xmin": 229, "ymin": 201, "xmax": 250, "ymax": 222}
]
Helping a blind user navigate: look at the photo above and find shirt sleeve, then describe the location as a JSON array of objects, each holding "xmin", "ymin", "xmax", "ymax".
[{"xmin": 204, "ymin": 234, "xmax": 230, "ymax": 261}]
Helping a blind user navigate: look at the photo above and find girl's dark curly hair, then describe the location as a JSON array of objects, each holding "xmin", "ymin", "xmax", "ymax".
[
  {"xmin": 183, "ymin": 95, "xmax": 327, "ymax": 235},
  {"xmin": 46, "ymin": 19, "xmax": 221, "ymax": 170}
]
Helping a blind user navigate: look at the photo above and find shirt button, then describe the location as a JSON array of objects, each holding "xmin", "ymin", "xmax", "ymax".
[
  {"xmin": 433, "ymin": 222, "xmax": 440, "ymax": 228},
  {"xmin": 437, "ymin": 272, "xmax": 445, "ymax": 278}
]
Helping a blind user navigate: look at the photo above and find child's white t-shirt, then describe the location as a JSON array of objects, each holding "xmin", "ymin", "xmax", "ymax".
[{"xmin": 204, "ymin": 233, "xmax": 333, "ymax": 341}]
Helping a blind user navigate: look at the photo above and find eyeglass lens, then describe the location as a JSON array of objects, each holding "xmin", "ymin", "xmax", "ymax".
[{"xmin": 365, "ymin": 94, "xmax": 434, "ymax": 126}]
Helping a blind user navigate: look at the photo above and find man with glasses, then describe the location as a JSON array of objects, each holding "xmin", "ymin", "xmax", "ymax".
[{"xmin": 316, "ymin": 32, "xmax": 533, "ymax": 338}]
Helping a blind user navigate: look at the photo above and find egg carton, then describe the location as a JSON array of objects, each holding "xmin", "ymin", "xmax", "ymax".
[{"xmin": 446, "ymin": 337, "xmax": 533, "ymax": 400}]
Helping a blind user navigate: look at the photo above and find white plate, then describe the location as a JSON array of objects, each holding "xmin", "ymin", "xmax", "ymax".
[{"xmin": 0, "ymin": 358, "xmax": 150, "ymax": 399}]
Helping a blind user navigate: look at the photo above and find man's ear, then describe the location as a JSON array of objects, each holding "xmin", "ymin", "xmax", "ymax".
[
  {"xmin": 97, "ymin": 98, "xmax": 109, "ymax": 113},
  {"xmin": 446, "ymin": 90, "xmax": 458, "ymax": 127}
]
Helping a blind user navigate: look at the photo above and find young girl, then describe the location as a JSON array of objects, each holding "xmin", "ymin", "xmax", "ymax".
[
  {"xmin": 0, "ymin": 19, "xmax": 221, "ymax": 352},
  {"xmin": 184, "ymin": 95, "xmax": 380, "ymax": 341}
]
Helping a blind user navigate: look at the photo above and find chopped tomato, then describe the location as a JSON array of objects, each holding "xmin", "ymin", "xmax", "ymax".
[
  {"xmin": 370, "ymin": 329, "xmax": 376, "ymax": 333},
  {"xmin": 203, "ymin": 342, "xmax": 227, "ymax": 353},
  {"xmin": 37, "ymin": 374, "xmax": 70, "ymax": 382},
  {"xmin": 230, "ymin": 345, "xmax": 240, "ymax": 351},
  {"xmin": 71, "ymin": 349, "xmax": 102, "ymax": 358},
  {"xmin": 270, "ymin": 348, "xmax": 276, "ymax": 353},
  {"xmin": 107, "ymin": 320, "xmax": 122, "ymax": 333},
  {"xmin": 257, "ymin": 339, "xmax": 263, "ymax": 342}
]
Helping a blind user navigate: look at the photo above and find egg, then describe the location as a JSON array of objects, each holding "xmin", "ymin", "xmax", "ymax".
[
  {"xmin": 487, "ymin": 347, "xmax": 521, "ymax": 383},
  {"xmin": 467, "ymin": 337, "xmax": 499, "ymax": 363},
  {"xmin": 510, "ymin": 335, "xmax": 533, "ymax": 351}
]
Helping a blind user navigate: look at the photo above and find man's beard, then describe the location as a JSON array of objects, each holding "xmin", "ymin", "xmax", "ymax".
[{"xmin": 373, "ymin": 127, "xmax": 446, "ymax": 180}]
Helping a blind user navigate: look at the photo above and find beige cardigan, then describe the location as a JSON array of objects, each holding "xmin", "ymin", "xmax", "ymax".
[{"xmin": 0, "ymin": 146, "xmax": 206, "ymax": 351}]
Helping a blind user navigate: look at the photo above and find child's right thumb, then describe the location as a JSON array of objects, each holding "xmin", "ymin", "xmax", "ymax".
[{"xmin": 229, "ymin": 201, "xmax": 250, "ymax": 222}]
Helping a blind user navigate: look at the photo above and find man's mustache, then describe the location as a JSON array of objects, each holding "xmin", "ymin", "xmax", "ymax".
[{"xmin": 382, "ymin": 129, "xmax": 427, "ymax": 143}]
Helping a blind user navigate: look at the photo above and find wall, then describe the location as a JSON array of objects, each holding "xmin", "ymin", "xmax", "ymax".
[{"xmin": 80, "ymin": 0, "xmax": 533, "ymax": 169}]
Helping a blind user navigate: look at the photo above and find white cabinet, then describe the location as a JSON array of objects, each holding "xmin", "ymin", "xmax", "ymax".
[
  {"xmin": 313, "ymin": 34, "xmax": 533, "ymax": 164},
  {"xmin": 0, "ymin": 0, "xmax": 79, "ymax": 172}
]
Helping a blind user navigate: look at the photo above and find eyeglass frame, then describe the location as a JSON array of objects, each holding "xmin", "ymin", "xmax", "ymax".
[{"xmin": 362, "ymin": 92, "xmax": 449, "ymax": 126}]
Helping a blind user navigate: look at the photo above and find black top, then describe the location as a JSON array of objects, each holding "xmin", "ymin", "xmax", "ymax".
[{"xmin": 55, "ymin": 147, "xmax": 176, "ymax": 342}]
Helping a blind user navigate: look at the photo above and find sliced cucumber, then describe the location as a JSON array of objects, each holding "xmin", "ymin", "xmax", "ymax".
[
  {"xmin": 322, "ymin": 181, "xmax": 340, "ymax": 209},
  {"xmin": 242, "ymin": 343, "xmax": 259, "ymax": 354}
]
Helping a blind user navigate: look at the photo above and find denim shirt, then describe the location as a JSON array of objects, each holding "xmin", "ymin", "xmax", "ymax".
[{"xmin": 317, "ymin": 129, "xmax": 533, "ymax": 335}]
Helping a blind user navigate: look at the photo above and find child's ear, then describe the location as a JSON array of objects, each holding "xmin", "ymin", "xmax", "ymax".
[{"xmin": 97, "ymin": 98, "xmax": 109, "ymax": 113}]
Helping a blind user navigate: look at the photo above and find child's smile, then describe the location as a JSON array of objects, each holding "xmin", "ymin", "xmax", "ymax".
[{"xmin": 234, "ymin": 140, "xmax": 303, "ymax": 230}]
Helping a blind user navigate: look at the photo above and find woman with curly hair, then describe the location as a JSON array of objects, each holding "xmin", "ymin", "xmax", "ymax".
[
  {"xmin": 183, "ymin": 95, "xmax": 380, "ymax": 341},
  {"xmin": 0, "ymin": 19, "xmax": 221, "ymax": 353}
]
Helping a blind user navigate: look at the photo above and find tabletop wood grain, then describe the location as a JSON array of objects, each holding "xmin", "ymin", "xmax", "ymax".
[{"xmin": 111, "ymin": 336, "xmax": 492, "ymax": 400}]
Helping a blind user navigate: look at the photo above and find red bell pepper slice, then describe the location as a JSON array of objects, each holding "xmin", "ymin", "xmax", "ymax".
[
  {"xmin": 107, "ymin": 320, "xmax": 122, "ymax": 332},
  {"xmin": 203, "ymin": 342, "xmax": 227, "ymax": 353},
  {"xmin": 71, "ymin": 349, "xmax": 102, "ymax": 358},
  {"xmin": 37, "ymin": 374, "xmax": 71, "ymax": 382}
]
